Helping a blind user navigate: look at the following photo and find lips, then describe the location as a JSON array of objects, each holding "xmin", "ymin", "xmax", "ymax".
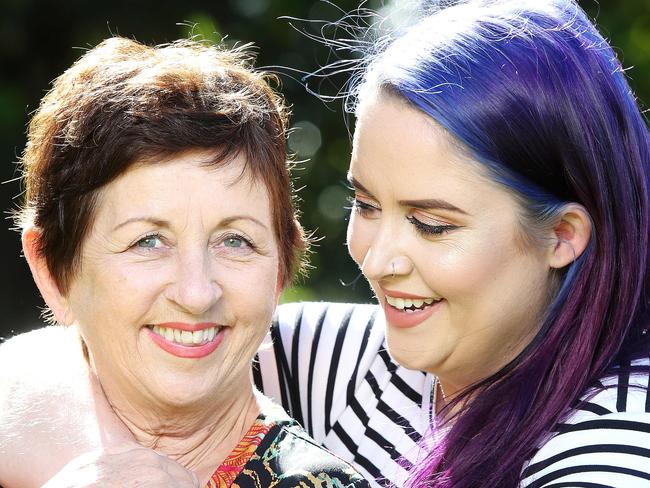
[
  {"xmin": 381, "ymin": 289, "xmax": 444, "ymax": 328},
  {"xmin": 145, "ymin": 322, "xmax": 226, "ymax": 358}
]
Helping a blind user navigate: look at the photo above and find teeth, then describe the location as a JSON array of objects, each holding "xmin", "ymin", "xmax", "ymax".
[
  {"xmin": 181, "ymin": 331, "xmax": 192, "ymax": 344},
  {"xmin": 192, "ymin": 330, "xmax": 203, "ymax": 344},
  {"xmin": 165, "ymin": 328, "xmax": 174, "ymax": 342},
  {"xmin": 151, "ymin": 326, "xmax": 220, "ymax": 346},
  {"xmin": 386, "ymin": 295, "xmax": 441, "ymax": 310}
]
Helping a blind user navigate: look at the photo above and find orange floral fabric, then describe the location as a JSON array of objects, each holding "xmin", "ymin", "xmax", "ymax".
[{"xmin": 206, "ymin": 421, "xmax": 272, "ymax": 488}]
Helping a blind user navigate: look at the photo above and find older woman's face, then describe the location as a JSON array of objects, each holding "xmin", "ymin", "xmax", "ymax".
[
  {"xmin": 347, "ymin": 93, "xmax": 553, "ymax": 390},
  {"xmin": 65, "ymin": 149, "xmax": 280, "ymax": 407}
]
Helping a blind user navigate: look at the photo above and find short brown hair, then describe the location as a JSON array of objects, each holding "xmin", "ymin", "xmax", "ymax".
[{"xmin": 18, "ymin": 37, "xmax": 306, "ymax": 293}]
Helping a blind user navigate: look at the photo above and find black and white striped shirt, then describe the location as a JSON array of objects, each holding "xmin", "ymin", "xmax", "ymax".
[{"xmin": 254, "ymin": 302, "xmax": 650, "ymax": 487}]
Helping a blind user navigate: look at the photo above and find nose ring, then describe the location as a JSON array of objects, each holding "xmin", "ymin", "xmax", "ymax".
[{"xmin": 391, "ymin": 262, "xmax": 396, "ymax": 279}]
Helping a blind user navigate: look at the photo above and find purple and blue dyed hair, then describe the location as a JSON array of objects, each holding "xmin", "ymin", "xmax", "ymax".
[{"xmin": 357, "ymin": 0, "xmax": 650, "ymax": 486}]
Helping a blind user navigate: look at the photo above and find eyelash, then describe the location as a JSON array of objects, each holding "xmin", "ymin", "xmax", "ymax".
[
  {"xmin": 129, "ymin": 233, "xmax": 256, "ymax": 251},
  {"xmin": 349, "ymin": 196, "xmax": 458, "ymax": 237},
  {"xmin": 347, "ymin": 196, "xmax": 378, "ymax": 215},
  {"xmin": 406, "ymin": 216, "xmax": 457, "ymax": 236}
]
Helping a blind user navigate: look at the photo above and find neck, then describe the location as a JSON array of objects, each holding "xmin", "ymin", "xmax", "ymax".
[
  {"xmin": 98, "ymin": 372, "xmax": 261, "ymax": 483},
  {"xmin": 434, "ymin": 376, "xmax": 470, "ymax": 418}
]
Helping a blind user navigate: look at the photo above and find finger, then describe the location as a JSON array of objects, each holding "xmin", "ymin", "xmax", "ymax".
[{"xmin": 155, "ymin": 451, "xmax": 199, "ymax": 486}]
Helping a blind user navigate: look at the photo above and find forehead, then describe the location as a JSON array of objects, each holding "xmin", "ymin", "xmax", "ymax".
[
  {"xmin": 351, "ymin": 92, "xmax": 513, "ymax": 211},
  {"xmin": 92, "ymin": 149, "xmax": 272, "ymax": 226}
]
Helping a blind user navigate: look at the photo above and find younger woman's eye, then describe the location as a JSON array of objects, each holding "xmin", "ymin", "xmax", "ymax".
[
  {"xmin": 406, "ymin": 216, "xmax": 458, "ymax": 236},
  {"xmin": 347, "ymin": 196, "xmax": 380, "ymax": 218}
]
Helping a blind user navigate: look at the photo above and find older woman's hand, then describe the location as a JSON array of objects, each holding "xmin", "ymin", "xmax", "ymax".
[{"xmin": 42, "ymin": 446, "xmax": 200, "ymax": 488}]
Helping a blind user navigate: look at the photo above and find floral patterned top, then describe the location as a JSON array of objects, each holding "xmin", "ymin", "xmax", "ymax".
[{"xmin": 207, "ymin": 400, "xmax": 370, "ymax": 488}]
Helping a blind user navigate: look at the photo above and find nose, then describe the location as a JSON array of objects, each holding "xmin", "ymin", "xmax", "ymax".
[
  {"xmin": 358, "ymin": 223, "xmax": 413, "ymax": 282},
  {"xmin": 165, "ymin": 249, "xmax": 222, "ymax": 315}
]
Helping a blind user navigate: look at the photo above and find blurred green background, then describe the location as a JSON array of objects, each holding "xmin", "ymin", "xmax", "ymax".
[{"xmin": 1, "ymin": 0, "xmax": 649, "ymax": 337}]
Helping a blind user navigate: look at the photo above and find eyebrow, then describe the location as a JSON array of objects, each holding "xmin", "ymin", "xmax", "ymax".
[
  {"xmin": 347, "ymin": 174, "xmax": 469, "ymax": 215},
  {"xmin": 112, "ymin": 215, "xmax": 269, "ymax": 232},
  {"xmin": 113, "ymin": 217, "xmax": 168, "ymax": 232}
]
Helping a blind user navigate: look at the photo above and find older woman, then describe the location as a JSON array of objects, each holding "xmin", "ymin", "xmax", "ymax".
[
  {"xmin": 3, "ymin": 0, "xmax": 650, "ymax": 487},
  {"xmin": 0, "ymin": 37, "xmax": 369, "ymax": 487}
]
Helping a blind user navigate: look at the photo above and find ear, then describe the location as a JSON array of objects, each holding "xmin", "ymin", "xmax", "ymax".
[
  {"xmin": 548, "ymin": 204, "xmax": 592, "ymax": 269},
  {"xmin": 22, "ymin": 227, "xmax": 74, "ymax": 325}
]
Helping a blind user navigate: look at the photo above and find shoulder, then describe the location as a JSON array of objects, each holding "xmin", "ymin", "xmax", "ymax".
[
  {"xmin": 240, "ymin": 400, "xmax": 371, "ymax": 487},
  {"xmin": 0, "ymin": 326, "xmax": 95, "ymax": 487},
  {"xmin": 274, "ymin": 301, "xmax": 381, "ymax": 339},
  {"xmin": 269, "ymin": 422, "xmax": 371, "ymax": 486},
  {"xmin": 521, "ymin": 363, "xmax": 650, "ymax": 487},
  {"xmin": 0, "ymin": 325, "xmax": 82, "ymax": 422},
  {"xmin": 270, "ymin": 301, "xmax": 387, "ymax": 388}
]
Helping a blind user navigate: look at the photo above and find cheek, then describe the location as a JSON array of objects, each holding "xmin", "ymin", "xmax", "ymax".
[
  {"xmin": 410, "ymin": 246, "xmax": 516, "ymax": 320},
  {"xmin": 228, "ymin": 260, "xmax": 279, "ymax": 317},
  {"xmin": 346, "ymin": 213, "xmax": 370, "ymax": 267},
  {"xmin": 425, "ymin": 238, "xmax": 546, "ymax": 318},
  {"xmin": 70, "ymin": 260, "xmax": 165, "ymax": 334}
]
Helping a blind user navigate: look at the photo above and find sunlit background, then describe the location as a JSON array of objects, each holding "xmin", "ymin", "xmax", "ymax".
[{"xmin": 1, "ymin": 0, "xmax": 649, "ymax": 338}]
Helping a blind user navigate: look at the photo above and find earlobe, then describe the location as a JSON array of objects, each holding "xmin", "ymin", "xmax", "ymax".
[
  {"xmin": 22, "ymin": 227, "xmax": 73, "ymax": 325},
  {"xmin": 548, "ymin": 204, "xmax": 592, "ymax": 269}
]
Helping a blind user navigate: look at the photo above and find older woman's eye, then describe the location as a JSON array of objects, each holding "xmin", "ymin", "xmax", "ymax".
[
  {"xmin": 134, "ymin": 234, "xmax": 164, "ymax": 249},
  {"xmin": 221, "ymin": 234, "xmax": 254, "ymax": 250},
  {"xmin": 224, "ymin": 236, "xmax": 245, "ymax": 248}
]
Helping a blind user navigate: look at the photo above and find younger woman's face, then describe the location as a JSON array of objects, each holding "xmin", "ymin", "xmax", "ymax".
[{"xmin": 347, "ymin": 92, "xmax": 554, "ymax": 391}]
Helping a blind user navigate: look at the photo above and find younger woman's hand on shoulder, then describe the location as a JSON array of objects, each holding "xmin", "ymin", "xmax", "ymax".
[
  {"xmin": 41, "ymin": 447, "xmax": 200, "ymax": 488},
  {"xmin": 0, "ymin": 325, "xmax": 135, "ymax": 487}
]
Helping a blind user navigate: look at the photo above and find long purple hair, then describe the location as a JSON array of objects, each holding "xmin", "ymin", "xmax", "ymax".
[{"xmin": 356, "ymin": 0, "xmax": 650, "ymax": 486}]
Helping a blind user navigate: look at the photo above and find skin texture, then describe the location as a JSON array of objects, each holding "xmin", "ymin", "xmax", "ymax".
[
  {"xmin": 2, "ymin": 149, "xmax": 282, "ymax": 486},
  {"xmin": 346, "ymin": 92, "xmax": 588, "ymax": 398}
]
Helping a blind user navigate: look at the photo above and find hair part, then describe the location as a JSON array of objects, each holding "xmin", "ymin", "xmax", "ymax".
[{"xmin": 18, "ymin": 37, "xmax": 308, "ymax": 295}]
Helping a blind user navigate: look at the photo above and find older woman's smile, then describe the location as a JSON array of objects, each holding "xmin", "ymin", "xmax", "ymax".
[{"xmin": 146, "ymin": 322, "xmax": 226, "ymax": 359}]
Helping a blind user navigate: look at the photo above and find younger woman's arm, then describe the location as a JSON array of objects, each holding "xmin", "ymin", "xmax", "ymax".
[{"xmin": 0, "ymin": 325, "xmax": 136, "ymax": 487}]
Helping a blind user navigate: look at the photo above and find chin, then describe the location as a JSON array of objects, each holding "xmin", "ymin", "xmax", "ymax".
[
  {"xmin": 385, "ymin": 346, "xmax": 423, "ymax": 372},
  {"xmin": 386, "ymin": 341, "xmax": 447, "ymax": 376},
  {"xmin": 151, "ymin": 380, "xmax": 220, "ymax": 409}
]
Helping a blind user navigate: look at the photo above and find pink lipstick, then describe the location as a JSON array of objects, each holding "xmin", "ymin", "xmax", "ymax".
[{"xmin": 145, "ymin": 322, "xmax": 225, "ymax": 359}]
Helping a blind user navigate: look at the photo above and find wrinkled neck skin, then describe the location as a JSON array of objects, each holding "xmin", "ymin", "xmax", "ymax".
[{"xmin": 88, "ymin": 344, "xmax": 261, "ymax": 483}]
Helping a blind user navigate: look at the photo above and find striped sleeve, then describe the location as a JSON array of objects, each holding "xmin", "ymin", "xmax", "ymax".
[
  {"xmin": 254, "ymin": 302, "xmax": 433, "ymax": 487},
  {"xmin": 521, "ymin": 358, "xmax": 650, "ymax": 488}
]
